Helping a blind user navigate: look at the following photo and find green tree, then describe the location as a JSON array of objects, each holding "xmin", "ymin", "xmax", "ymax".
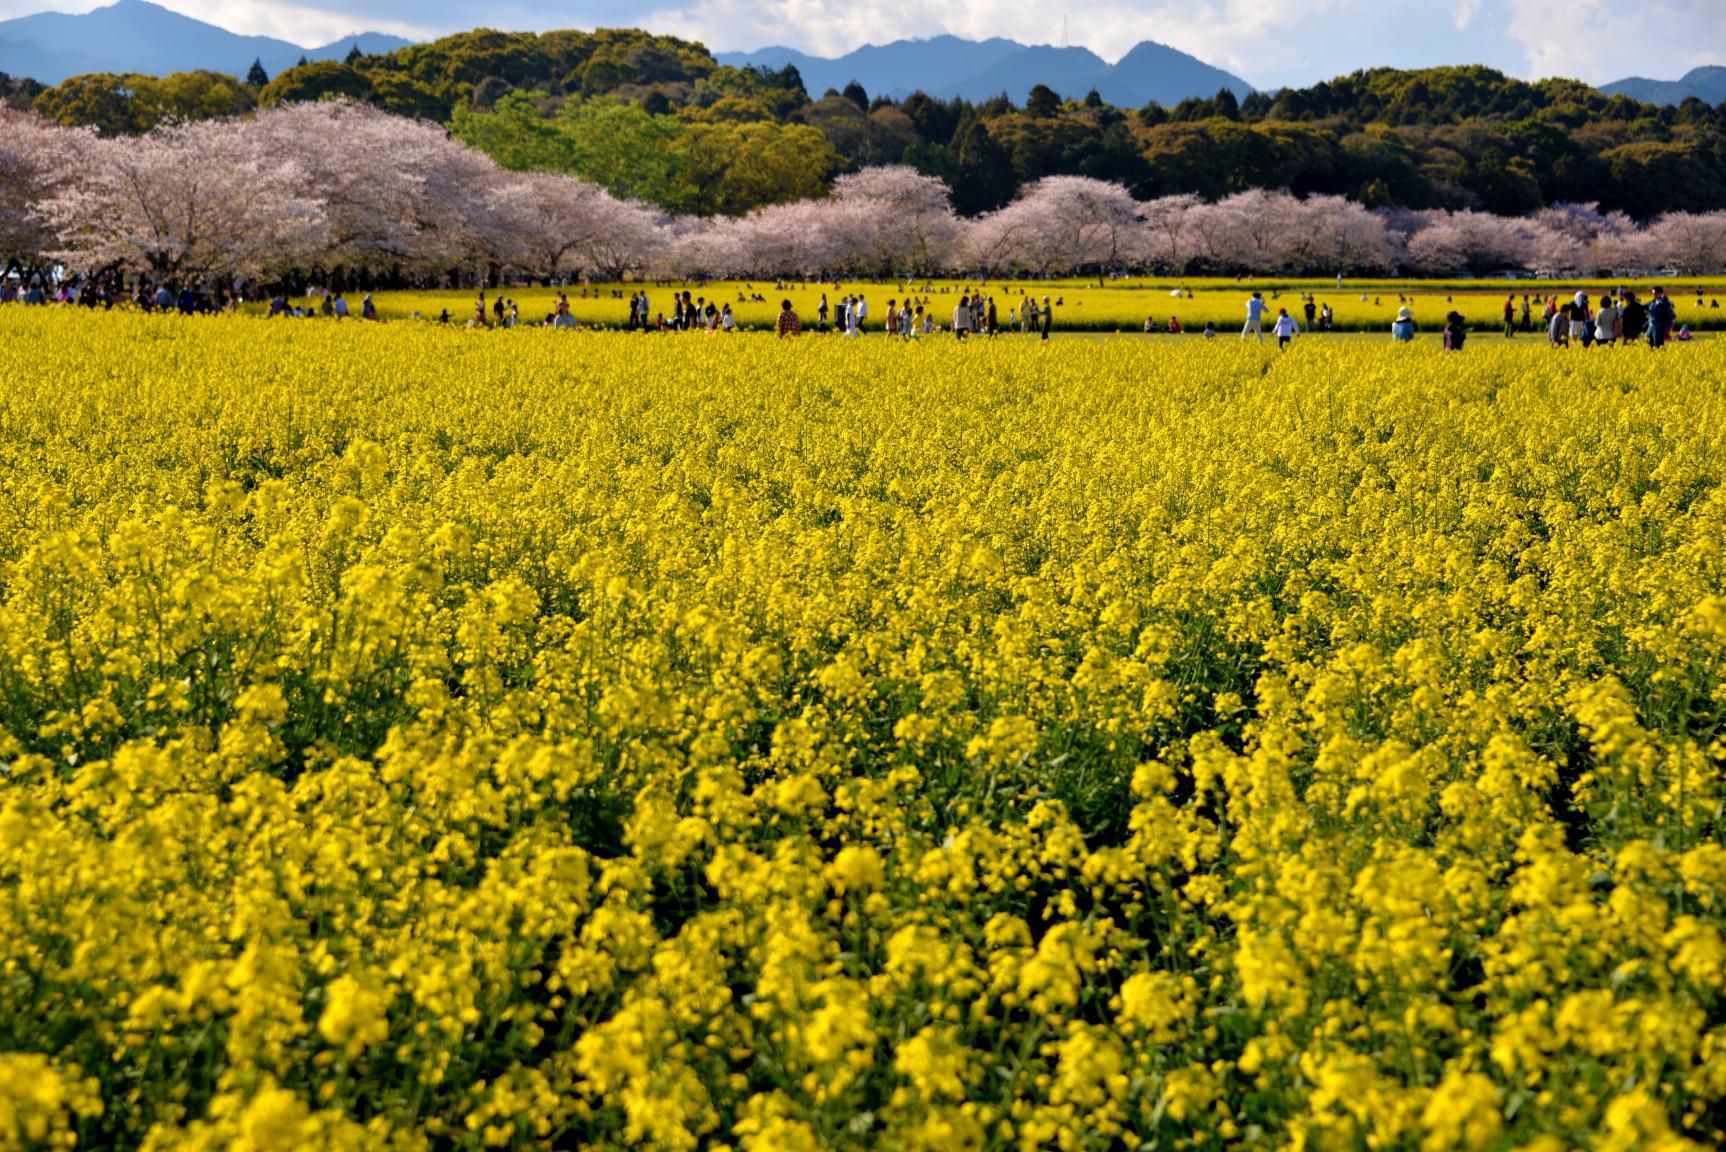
[
  {"xmin": 34, "ymin": 73, "xmax": 138, "ymax": 134},
  {"xmin": 246, "ymin": 58, "xmax": 269, "ymax": 88},
  {"xmin": 1025, "ymin": 84, "xmax": 1060, "ymax": 119},
  {"xmin": 143, "ymin": 70, "xmax": 256, "ymax": 124},
  {"xmin": 952, "ymin": 119, "xmax": 1016, "ymax": 215},
  {"xmin": 450, "ymin": 91, "xmax": 583, "ymax": 171},
  {"xmin": 369, "ymin": 73, "xmax": 448, "ymax": 121},
  {"xmin": 675, "ymin": 119, "xmax": 837, "ymax": 214},
  {"xmin": 258, "ymin": 62, "xmax": 374, "ymax": 107}
]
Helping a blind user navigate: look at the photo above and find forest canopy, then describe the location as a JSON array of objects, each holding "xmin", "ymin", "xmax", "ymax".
[{"xmin": 5, "ymin": 28, "xmax": 1725, "ymax": 219}]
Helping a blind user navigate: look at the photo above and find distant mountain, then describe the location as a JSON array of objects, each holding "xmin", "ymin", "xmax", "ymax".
[
  {"xmin": 717, "ymin": 35, "xmax": 1252, "ymax": 107},
  {"xmin": 0, "ymin": 0, "xmax": 413, "ymax": 85},
  {"xmin": 1600, "ymin": 66, "xmax": 1726, "ymax": 105}
]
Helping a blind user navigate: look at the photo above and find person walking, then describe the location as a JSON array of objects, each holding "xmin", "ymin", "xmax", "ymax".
[
  {"xmin": 1304, "ymin": 297, "xmax": 1317, "ymax": 331},
  {"xmin": 1272, "ymin": 308, "xmax": 1299, "ymax": 350},
  {"xmin": 1648, "ymin": 286, "xmax": 1676, "ymax": 348},
  {"xmin": 1502, "ymin": 295, "xmax": 1516, "ymax": 339},
  {"xmin": 986, "ymin": 296, "xmax": 998, "ymax": 338},
  {"xmin": 1039, "ymin": 296, "xmax": 1052, "ymax": 340},
  {"xmin": 1242, "ymin": 291, "xmax": 1267, "ymax": 342}
]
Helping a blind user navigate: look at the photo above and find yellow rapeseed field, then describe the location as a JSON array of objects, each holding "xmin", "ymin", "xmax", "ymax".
[{"xmin": 0, "ymin": 309, "xmax": 1724, "ymax": 1151}]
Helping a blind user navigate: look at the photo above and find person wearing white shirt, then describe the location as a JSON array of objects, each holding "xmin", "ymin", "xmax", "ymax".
[
  {"xmin": 952, "ymin": 296, "xmax": 973, "ymax": 339},
  {"xmin": 1272, "ymin": 308, "xmax": 1299, "ymax": 349}
]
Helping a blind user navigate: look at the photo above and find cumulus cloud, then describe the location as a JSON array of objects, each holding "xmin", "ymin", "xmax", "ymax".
[{"xmin": 1505, "ymin": 0, "xmax": 1725, "ymax": 83}]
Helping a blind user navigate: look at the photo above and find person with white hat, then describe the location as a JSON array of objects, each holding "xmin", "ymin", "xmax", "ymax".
[{"xmin": 1391, "ymin": 306, "xmax": 1417, "ymax": 342}]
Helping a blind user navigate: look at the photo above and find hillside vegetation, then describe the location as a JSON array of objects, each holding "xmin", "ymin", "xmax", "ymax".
[{"xmin": 5, "ymin": 29, "xmax": 1726, "ymax": 218}]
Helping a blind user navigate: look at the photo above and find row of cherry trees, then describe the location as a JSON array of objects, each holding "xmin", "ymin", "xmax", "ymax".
[{"xmin": 5, "ymin": 101, "xmax": 1726, "ymax": 283}]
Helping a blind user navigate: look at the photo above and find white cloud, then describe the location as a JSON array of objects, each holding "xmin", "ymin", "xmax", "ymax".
[
  {"xmin": 1506, "ymin": 0, "xmax": 1726, "ymax": 83},
  {"xmin": 148, "ymin": 0, "xmax": 431, "ymax": 43}
]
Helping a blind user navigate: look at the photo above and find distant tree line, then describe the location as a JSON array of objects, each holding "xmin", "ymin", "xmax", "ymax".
[
  {"xmin": 3, "ymin": 27, "xmax": 1726, "ymax": 221},
  {"xmin": 6, "ymin": 101, "xmax": 1725, "ymax": 292}
]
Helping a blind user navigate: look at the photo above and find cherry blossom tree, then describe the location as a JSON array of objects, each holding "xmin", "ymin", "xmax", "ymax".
[
  {"xmin": 1288, "ymin": 194, "xmax": 1399, "ymax": 274},
  {"xmin": 486, "ymin": 171, "xmax": 663, "ymax": 282},
  {"xmin": 1399, "ymin": 210, "xmax": 1542, "ymax": 276},
  {"xmin": 966, "ymin": 176, "xmax": 1144, "ymax": 277},
  {"xmin": 241, "ymin": 100, "xmax": 499, "ymax": 274},
  {"xmin": 827, "ymin": 165, "xmax": 960, "ymax": 275},
  {"xmin": 38, "ymin": 117, "xmax": 326, "ymax": 280},
  {"xmin": 1140, "ymin": 194, "xmax": 1200, "ymax": 273},
  {"xmin": 0, "ymin": 108, "xmax": 88, "ymax": 272},
  {"xmin": 1646, "ymin": 212, "xmax": 1726, "ymax": 274}
]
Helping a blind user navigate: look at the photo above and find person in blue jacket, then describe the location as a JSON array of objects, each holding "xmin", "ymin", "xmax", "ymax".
[{"xmin": 1647, "ymin": 286, "xmax": 1676, "ymax": 348}]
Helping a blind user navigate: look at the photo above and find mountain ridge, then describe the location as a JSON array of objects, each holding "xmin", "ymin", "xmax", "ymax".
[
  {"xmin": 716, "ymin": 35, "xmax": 1255, "ymax": 107},
  {"xmin": 1600, "ymin": 65, "xmax": 1726, "ymax": 105},
  {"xmin": 0, "ymin": 0, "xmax": 412, "ymax": 85}
]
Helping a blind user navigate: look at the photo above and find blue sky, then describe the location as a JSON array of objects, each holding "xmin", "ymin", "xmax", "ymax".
[{"xmin": 3, "ymin": 0, "xmax": 1721, "ymax": 88}]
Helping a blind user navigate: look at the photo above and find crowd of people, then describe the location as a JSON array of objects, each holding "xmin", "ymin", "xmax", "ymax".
[
  {"xmin": 4, "ymin": 269, "xmax": 1718, "ymax": 350},
  {"xmin": 1230, "ymin": 284, "xmax": 1706, "ymax": 351},
  {"xmin": 762, "ymin": 289, "xmax": 1064, "ymax": 341}
]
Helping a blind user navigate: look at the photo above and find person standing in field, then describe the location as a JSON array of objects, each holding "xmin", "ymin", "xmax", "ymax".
[
  {"xmin": 986, "ymin": 296, "xmax": 999, "ymax": 338},
  {"xmin": 1503, "ymin": 295, "xmax": 1516, "ymax": 339},
  {"xmin": 1021, "ymin": 297, "xmax": 1038, "ymax": 334},
  {"xmin": 1040, "ymin": 296, "xmax": 1052, "ymax": 340},
  {"xmin": 1272, "ymin": 307, "xmax": 1299, "ymax": 349},
  {"xmin": 1620, "ymin": 290, "xmax": 1647, "ymax": 347},
  {"xmin": 1242, "ymin": 291, "xmax": 1267, "ymax": 342},
  {"xmin": 776, "ymin": 299, "xmax": 801, "ymax": 337},
  {"xmin": 1442, "ymin": 311, "xmax": 1467, "ymax": 351},
  {"xmin": 1647, "ymin": 286, "xmax": 1676, "ymax": 348},
  {"xmin": 1549, "ymin": 303, "xmax": 1571, "ymax": 347},
  {"xmin": 1521, "ymin": 294, "xmax": 1532, "ymax": 332},
  {"xmin": 1593, "ymin": 294, "xmax": 1620, "ymax": 346},
  {"xmin": 953, "ymin": 295, "xmax": 973, "ymax": 339},
  {"xmin": 1392, "ymin": 306, "xmax": 1417, "ymax": 342},
  {"xmin": 1569, "ymin": 298, "xmax": 1589, "ymax": 347}
]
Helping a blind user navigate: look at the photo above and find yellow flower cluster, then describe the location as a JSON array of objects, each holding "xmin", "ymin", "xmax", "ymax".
[{"xmin": 0, "ymin": 308, "xmax": 1723, "ymax": 1150}]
